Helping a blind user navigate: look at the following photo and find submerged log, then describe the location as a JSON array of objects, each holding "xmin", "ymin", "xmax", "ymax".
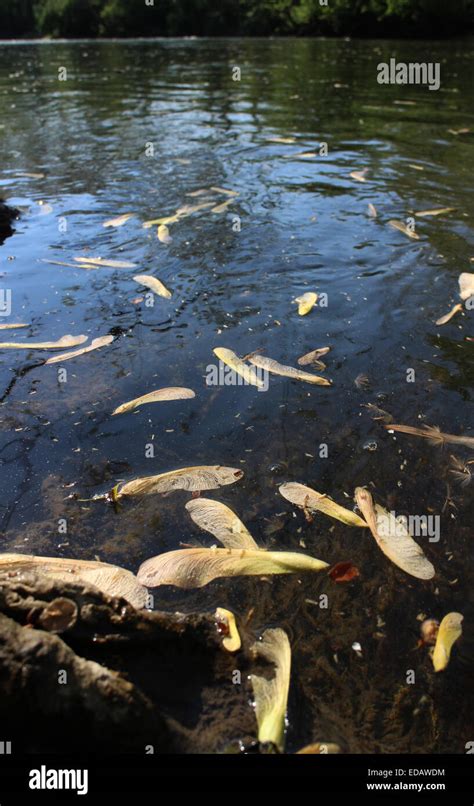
[
  {"xmin": 0, "ymin": 200, "xmax": 19, "ymax": 242},
  {"xmin": 0, "ymin": 569, "xmax": 257, "ymax": 753}
]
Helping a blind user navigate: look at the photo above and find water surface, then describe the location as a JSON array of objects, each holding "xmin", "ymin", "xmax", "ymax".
[{"xmin": 0, "ymin": 37, "xmax": 473, "ymax": 752}]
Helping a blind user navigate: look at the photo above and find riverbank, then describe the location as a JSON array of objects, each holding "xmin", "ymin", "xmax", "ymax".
[
  {"xmin": 1, "ymin": 566, "xmax": 472, "ymax": 754},
  {"xmin": 1, "ymin": 0, "xmax": 473, "ymax": 40}
]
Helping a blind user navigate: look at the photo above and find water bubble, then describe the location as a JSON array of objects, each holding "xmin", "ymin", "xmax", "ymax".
[
  {"xmin": 268, "ymin": 461, "xmax": 287, "ymax": 475},
  {"xmin": 363, "ymin": 440, "xmax": 378, "ymax": 451}
]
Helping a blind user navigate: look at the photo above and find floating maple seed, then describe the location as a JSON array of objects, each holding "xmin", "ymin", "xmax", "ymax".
[
  {"xmin": 459, "ymin": 272, "xmax": 474, "ymax": 301},
  {"xmin": 286, "ymin": 151, "xmax": 317, "ymax": 159},
  {"xmin": 294, "ymin": 292, "xmax": 317, "ymax": 316},
  {"xmin": 133, "ymin": 274, "xmax": 172, "ymax": 298},
  {"xmin": 45, "ymin": 335, "xmax": 113, "ymax": 364},
  {"xmin": 74, "ymin": 256, "xmax": 136, "ymax": 268},
  {"xmin": 112, "ymin": 387, "xmax": 195, "ymax": 415},
  {"xmin": 249, "ymin": 354, "xmax": 331, "ymax": 386},
  {"xmin": 250, "ymin": 629, "xmax": 291, "ymax": 752},
  {"xmin": 116, "ymin": 466, "xmax": 244, "ymax": 499},
  {"xmin": 436, "ymin": 304, "xmax": 463, "ymax": 326},
  {"xmin": 432, "ymin": 613, "xmax": 464, "ymax": 672},
  {"xmin": 102, "ymin": 213, "xmax": 134, "ymax": 228},
  {"xmin": 280, "ymin": 482, "xmax": 368, "ymax": 528},
  {"xmin": 265, "ymin": 136, "xmax": 296, "ymax": 144},
  {"xmin": 0, "ymin": 554, "xmax": 146, "ymax": 608},
  {"xmin": 354, "ymin": 487, "xmax": 435, "ymax": 580},
  {"xmin": 0, "ymin": 334, "xmax": 87, "ymax": 351},
  {"xmin": 211, "ymin": 199, "xmax": 234, "ymax": 213},
  {"xmin": 414, "ymin": 207, "xmax": 456, "ymax": 217},
  {"xmin": 185, "ymin": 498, "xmax": 258, "ymax": 549},
  {"xmin": 213, "ymin": 347, "xmax": 264, "ymax": 388},
  {"xmin": 215, "ymin": 608, "xmax": 241, "ymax": 651},
  {"xmin": 385, "ymin": 424, "xmax": 474, "ymax": 449},
  {"xmin": 137, "ymin": 547, "xmax": 328, "ymax": 589},
  {"xmin": 157, "ymin": 224, "xmax": 172, "ymax": 243},
  {"xmin": 388, "ymin": 219, "xmax": 420, "ymax": 240},
  {"xmin": 297, "ymin": 346, "xmax": 330, "ymax": 368},
  {"xmin": 350, "ymin": 169, "xmax": 368, "ymax": 182}
]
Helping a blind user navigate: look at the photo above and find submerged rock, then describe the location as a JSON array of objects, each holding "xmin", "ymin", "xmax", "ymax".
[{"xmin": 0, "ymin": 200, "xmax": 19, "ymax": 242}]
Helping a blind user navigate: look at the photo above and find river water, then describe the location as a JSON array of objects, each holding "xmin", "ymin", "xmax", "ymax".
[{"xmin": 0, "ymin": 37, "xmax": 473, "ymax": 753}]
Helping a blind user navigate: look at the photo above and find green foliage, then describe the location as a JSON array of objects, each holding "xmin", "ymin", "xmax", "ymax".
[
  {"xmin": 34, "ymin": 0, "xmax": 102, "ymax": 37},
  {"xmin": 0, "ymin": 0, "xmax": 35, "ymax": 35},
  {"xmin": 166, "ymin": 0, "xmax": 241, "ymax": 36},
  {"xmin": 241, "ymin": 0, "xmax": 299, "ymax": 35},
  {"xmin": 0, "ymin": 0, "xmax": 472, "ymax": 38},
  {"xmin": 99, "ymin": 0, "xmax": 163, "ymax": 37}
]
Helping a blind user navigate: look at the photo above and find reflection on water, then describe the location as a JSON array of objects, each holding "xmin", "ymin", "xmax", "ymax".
[{"xmin": 0, "ymin": 38, "xmax": 473, "ymax": 752}]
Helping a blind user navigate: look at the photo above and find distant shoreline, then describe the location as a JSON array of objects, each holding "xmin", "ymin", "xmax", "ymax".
[
  {"xmin": 2, "ymin": 0, "xmax": 473, "ymax": 41},
  {"xmin": 1, "ymin": 34, "xmax": 473, "ymax": 44}
]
